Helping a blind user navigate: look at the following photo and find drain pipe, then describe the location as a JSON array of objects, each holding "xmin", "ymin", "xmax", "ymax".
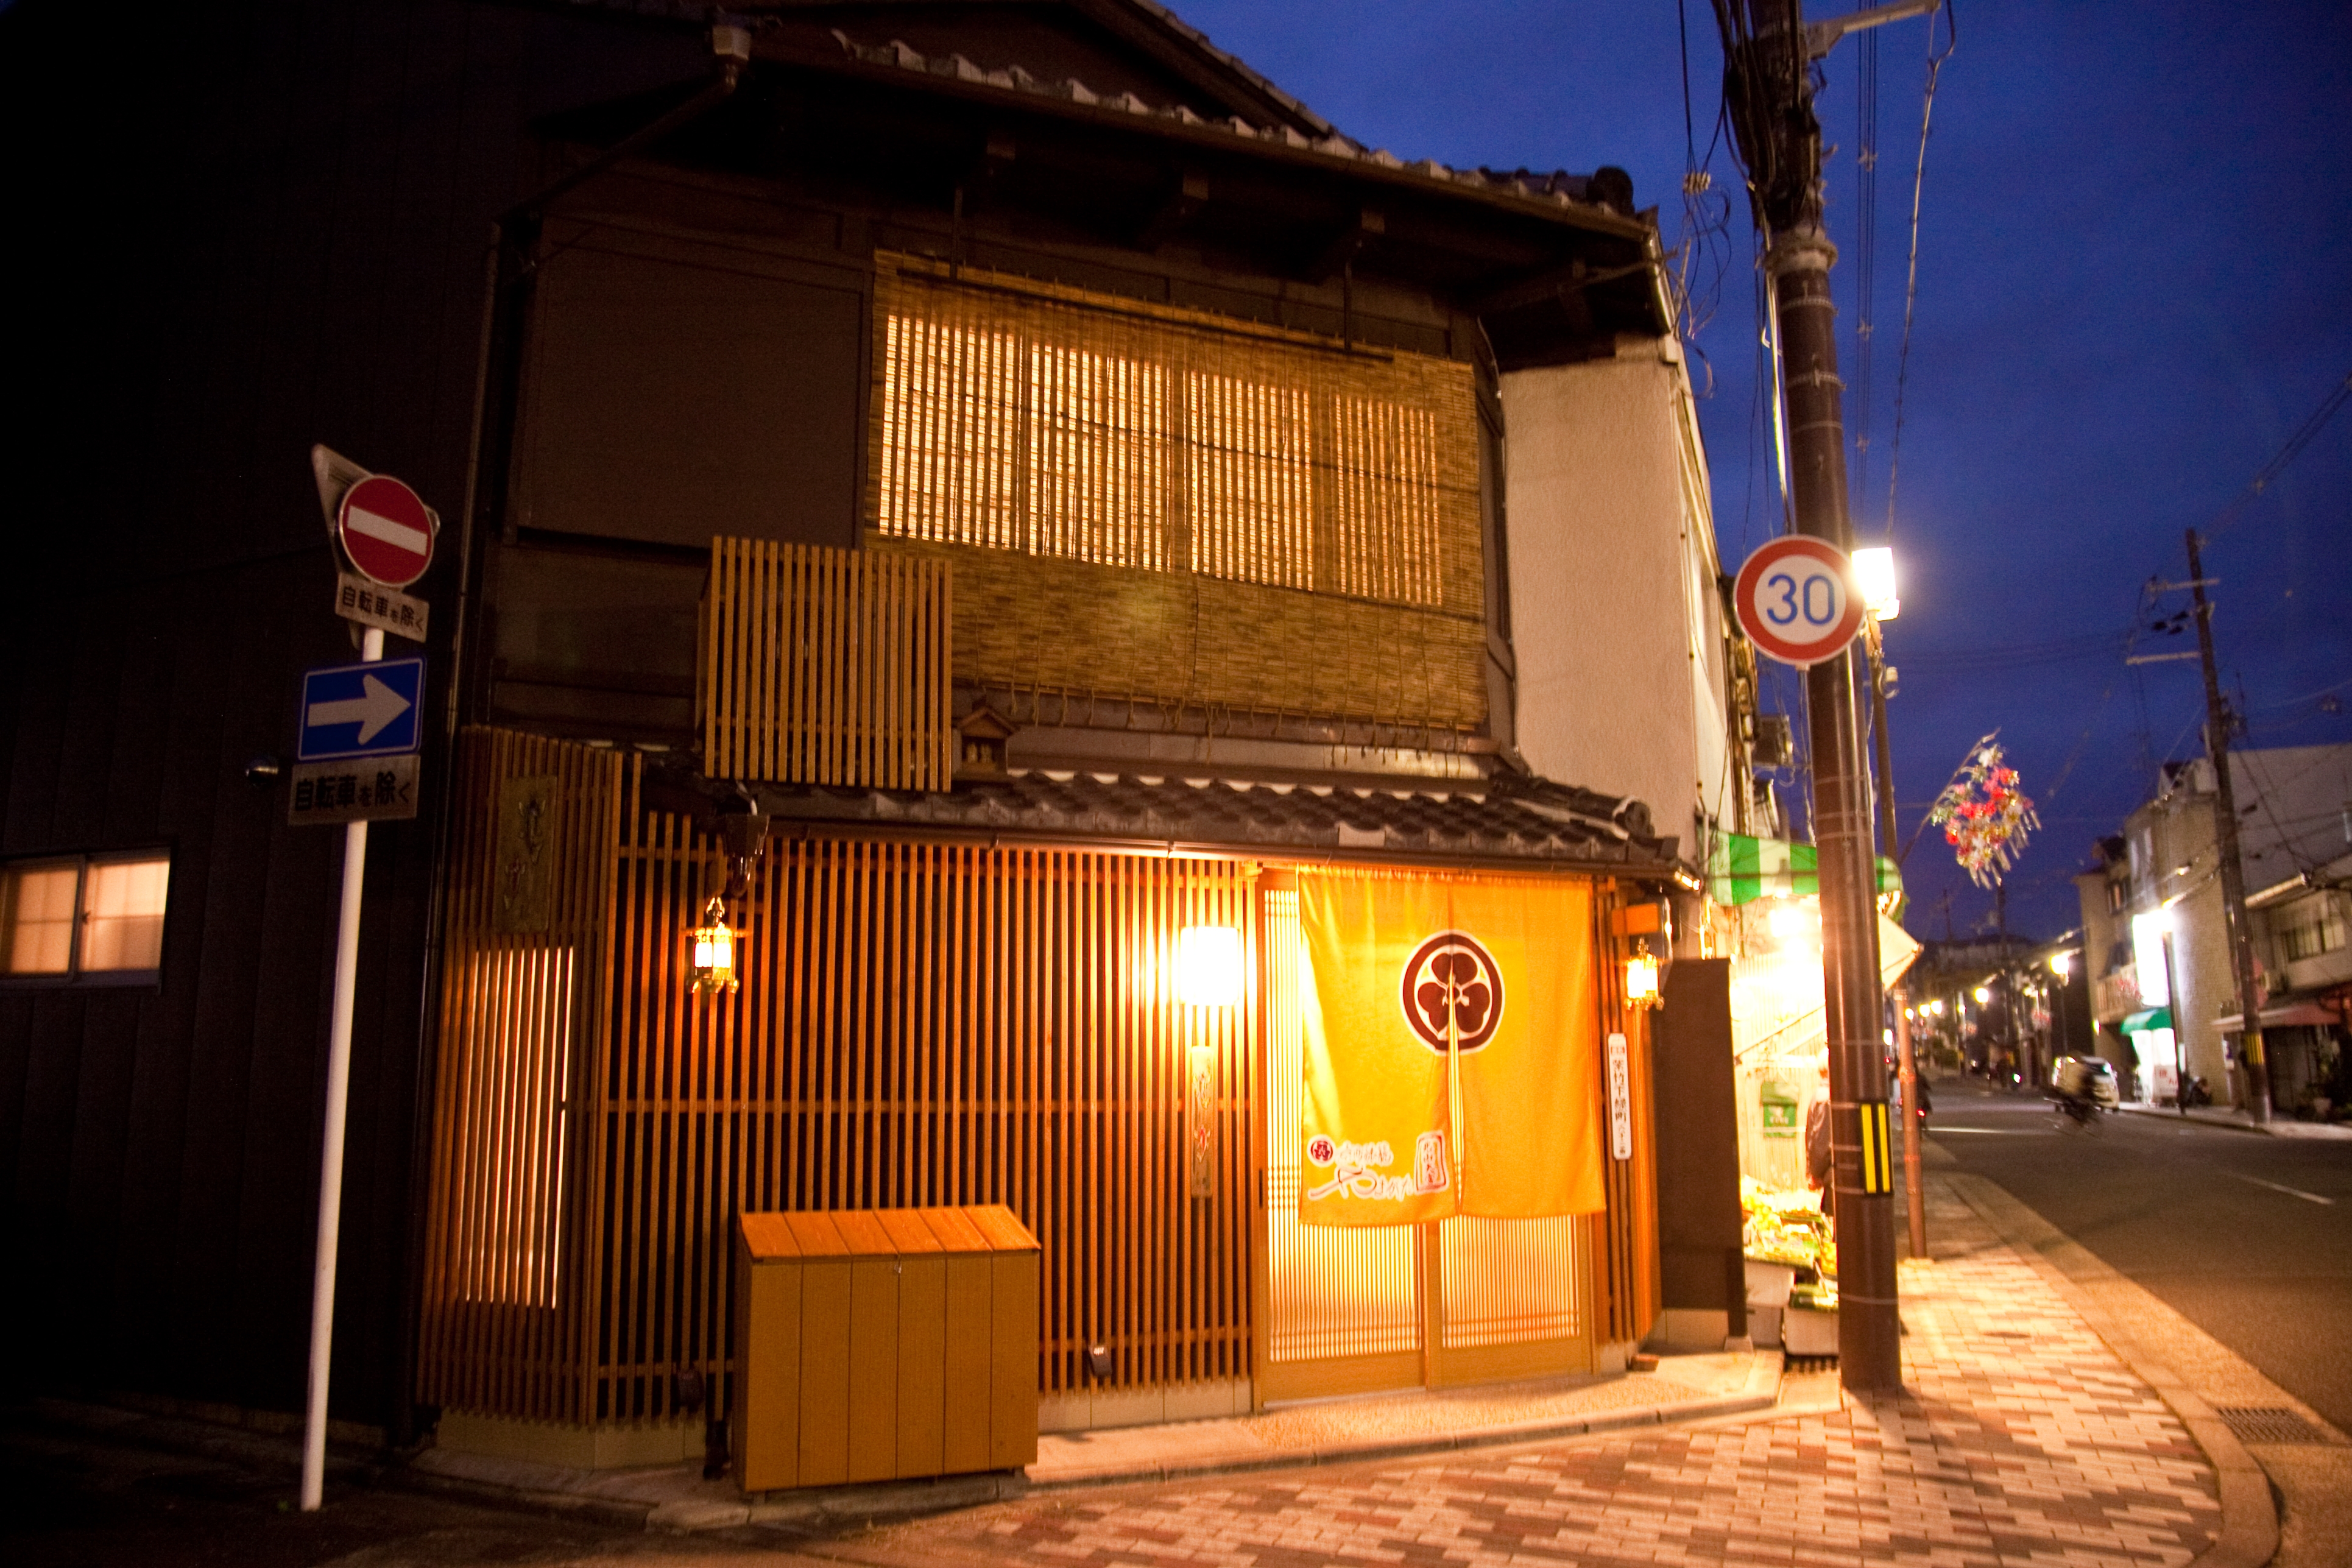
[{"xmin": 387, "ymin": 16, "xmax": 752, "ymax": 1455}]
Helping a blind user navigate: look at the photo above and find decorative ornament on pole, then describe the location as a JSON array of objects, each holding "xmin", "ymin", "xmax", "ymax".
[
  {"xmin": 1732, "ymin": 537, "xmax": 1868, "ymax": 668},
  {"xmin": 1926, "ymin": 733, "xmax": 2040, "ymax": 888}
]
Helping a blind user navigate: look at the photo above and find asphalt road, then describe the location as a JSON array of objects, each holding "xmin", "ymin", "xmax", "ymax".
[{"xmin": 1922, "ymin": 1076, "xmax": 2352, "ymax": 1433}]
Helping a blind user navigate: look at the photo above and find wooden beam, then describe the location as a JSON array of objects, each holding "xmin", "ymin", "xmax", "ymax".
[
  {"xmin": 1304, "ymin": 206, "xmax": 1383, "ymax": 283},
  {"xmin": 1134, "ymin": 168, "xmax": 1210, "ymax": 252},
  {"xmin": 1469, "ymin": 256, "xmax": 1650, "ymax": 319}
]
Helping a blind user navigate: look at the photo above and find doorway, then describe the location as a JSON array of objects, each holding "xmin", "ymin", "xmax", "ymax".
[{"xmin": 1255, "ymin": 885, "xmax": 1594, "ymax": 1404}]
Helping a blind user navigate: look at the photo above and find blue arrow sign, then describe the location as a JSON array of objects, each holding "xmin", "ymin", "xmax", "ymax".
[{"xmin": 298, "ymin": 657, "xmax": 425, "ymax": 761}]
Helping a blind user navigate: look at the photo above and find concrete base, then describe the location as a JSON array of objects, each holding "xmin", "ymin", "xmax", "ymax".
[
  {"xmin": 1039, "ymin": 1379, "xmax": 1250, "ymax": 1435},
  {"xmin": 1644, "ymin": 1308, "xmax": 1733, "ymax": 1354},
  {"xmin": 434, "ymin": 1410, "xmax": 703, "ymax": 1470}
]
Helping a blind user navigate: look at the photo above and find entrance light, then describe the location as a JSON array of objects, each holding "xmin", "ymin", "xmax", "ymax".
[
  {"xmin": 1625, "ymin": 939, "xmax": 1662, "ymax": 1009},
  {"xmin": 1174, "ymin": 924, "xmax": 1245, "ymax": 1008},
  {"xmin": 691, "ymin": 895, "xmax": 738, "ymax": 994}
]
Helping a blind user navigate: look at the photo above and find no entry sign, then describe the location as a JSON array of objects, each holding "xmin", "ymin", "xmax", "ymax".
[
  {"xmin": 1732, "ymin": 536, "xmax": 1865, "ymax": 667},
  {"xmin": 337, "ymin": 473, "xmax": 436, "ymax": 588}
]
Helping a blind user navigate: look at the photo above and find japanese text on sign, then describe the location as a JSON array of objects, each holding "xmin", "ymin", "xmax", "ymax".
[
  {"xmin": 289, "ymin": 755, "xmax": 420, "ymax": 827},
  {"xmin": 335, "ymin": 570, "xmax": 429, "ymax": 640},
  {"xmin": 1606, "ymin": 1031, "xmax": 1633, "ymax": 1162}
]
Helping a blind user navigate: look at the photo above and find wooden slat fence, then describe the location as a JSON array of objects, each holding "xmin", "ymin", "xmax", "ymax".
[
  {"xmin": 423, "ymin": 732, "xmax": 1257, "ymax": 1428},
  {"xmin": 418, "ymin": 727, "xmax": 626, "ymax": 1424},
  {"xmin": 701, "ymin": 537, "xmax": 953, "ymax": 791}
]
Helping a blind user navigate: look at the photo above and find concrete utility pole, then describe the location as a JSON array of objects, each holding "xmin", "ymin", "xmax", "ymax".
[
  {"xmin": 2184, "ymin": 529, "xmax": 2270, "ymax": 1120},
  {"xmin": 1714, "ymin": 0, "xmax": 1935, "ymax": 1393}
]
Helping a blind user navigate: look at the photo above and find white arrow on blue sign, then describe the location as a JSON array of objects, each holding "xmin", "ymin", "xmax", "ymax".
[{"xmin": 298, "ymin": 657, "xmax": 425, "ymax": 761}]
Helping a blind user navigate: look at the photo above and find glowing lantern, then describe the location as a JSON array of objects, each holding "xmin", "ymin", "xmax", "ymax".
[
  {"xmin": 691, "ymin": 896, "xmax": 738, "ymax": 995},
  {"xmin": 1173, "ymin": 924, "xmax": 1245, "ymax": 1008},
  {"xmin": 1625, "ymin": 939, "xmax": 1661, "ymax": 1009}
]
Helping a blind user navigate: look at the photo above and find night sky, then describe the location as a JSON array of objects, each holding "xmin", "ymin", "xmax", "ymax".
[{"xmin": 1176, "ymin": 0, "xmax": 2352, "ymax": 943}]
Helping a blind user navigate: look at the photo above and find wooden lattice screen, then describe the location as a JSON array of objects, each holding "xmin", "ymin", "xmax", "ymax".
[
  {"xmin": 419, "ymin": 727, "xmax": 626, "ymax": 1422},
  {"xmin": 423, "ymin": 735, "xmax": 1257, "ymax": 1427},
  {"xmin": 699, "ymin": 537, "xmax": 953, "ymax": 790}
]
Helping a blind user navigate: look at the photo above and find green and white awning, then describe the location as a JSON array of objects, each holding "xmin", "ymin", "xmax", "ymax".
[
  {"xmin": 2121, "ymin": 1006, "xmax": 2173, "ymax": 1034},
  {"xmin": 1707, "ymin": 832, "xmax": 1903, "ymax": 907}
]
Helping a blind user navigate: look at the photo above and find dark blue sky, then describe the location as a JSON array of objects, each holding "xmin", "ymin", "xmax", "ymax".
[{"xmin": 1179, "ymin": 0, "xmax": 2352, "ymax": 941}]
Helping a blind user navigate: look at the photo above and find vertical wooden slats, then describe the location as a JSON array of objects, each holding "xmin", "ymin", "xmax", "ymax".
[
  {"xmin": 427, "ymin": 740, "xmax": 1637, "ymax": 1429},
  {"xmin": 699, "ymin": 537, "xmax": 954, "ymax": 791},
  {"xmin": 430, "ymin": 772, "xmax": 1260, "ymax": 1428},
  {"xmin": 420, "ymin": 727, "xmax": 624, "ymax": 1425}
]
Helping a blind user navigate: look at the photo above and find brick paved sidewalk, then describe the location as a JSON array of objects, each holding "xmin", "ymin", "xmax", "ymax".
[{"xmin": 802, "ymin": 1175, "xmax": 2223, "ymax": 1568}]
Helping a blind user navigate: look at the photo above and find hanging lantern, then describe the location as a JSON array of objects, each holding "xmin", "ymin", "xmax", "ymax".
[
  {"xmin": 1173, "ymin": 923, "xmax": 1245, "ymax": 1008},
  {"xmin": 691, "ymin": 895, "xmax": 738, "ymax": 994},
  {"xmin": 1624, "ymin": 939, "xmax": 1661, "ymax": 1009}
]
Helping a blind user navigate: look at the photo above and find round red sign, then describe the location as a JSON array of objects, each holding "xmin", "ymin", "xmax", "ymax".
[
  {"xmin": 337, "ymin": 473, "xmax": 436, "ymax": 588},
  {"xmin": 1732, "ymin": 536, "xmax": 1865, "ymax": 667}
]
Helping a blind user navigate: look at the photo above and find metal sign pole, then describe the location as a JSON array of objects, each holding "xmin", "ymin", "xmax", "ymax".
[{"xmin": 300, "ymin": 623, "xmax": 384, "ymax": 1510}]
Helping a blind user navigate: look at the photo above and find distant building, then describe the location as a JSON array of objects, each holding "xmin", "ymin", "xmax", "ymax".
[{"xmin": 2075, "ymin": 745, "xmax": 2352, "ymax": 1112}]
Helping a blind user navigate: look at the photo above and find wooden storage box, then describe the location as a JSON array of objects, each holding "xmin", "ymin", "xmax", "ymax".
[{"xmin": 731, "ymin": 1206, "xmax": 1039, "ymax": 1494}]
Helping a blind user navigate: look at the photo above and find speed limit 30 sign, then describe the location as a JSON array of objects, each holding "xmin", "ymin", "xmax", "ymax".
[{"xmin": 1732, "ymin": 536, "xmax": 1866, "ymax": 667}]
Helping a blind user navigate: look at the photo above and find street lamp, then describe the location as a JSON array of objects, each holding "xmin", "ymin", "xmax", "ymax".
[{"xmin": 1852, "ymin": 546, "xmax": 1899, "ymax": 622}]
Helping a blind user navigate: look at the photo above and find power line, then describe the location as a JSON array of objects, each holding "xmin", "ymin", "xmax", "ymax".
[
  {"xmin": 2202, "ymin": 369, "xmax": 2352, "ymax": 542},
  {"xmin": 1881, "ymin": 0, "xmax": 1957, "ymax": 537}
]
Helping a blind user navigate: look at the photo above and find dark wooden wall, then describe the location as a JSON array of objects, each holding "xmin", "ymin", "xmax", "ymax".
[
  {"xmin": 0, "ymin": 0, "xmax": 707, "ymax": 1432},
  {"xmin": 0, "ymin": 0, "xmax": 1527, "ymax": 1435}
]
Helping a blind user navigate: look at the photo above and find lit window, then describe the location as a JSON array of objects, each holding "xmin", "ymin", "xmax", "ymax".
[
  {"xmin": 0, "ymin": 852, "xmax": 170, "ymax": 983},
  {"xmin": 1, "ymin": 861, "xmax": 77, "ymax": 974},
  {"xmin": 870, "ymin": 256, "xmax": 1471, "ymax": 612}
]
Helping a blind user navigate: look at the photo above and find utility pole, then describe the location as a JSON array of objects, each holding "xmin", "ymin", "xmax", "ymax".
[
  {"xmin": 2184, "ymin": 530, "xmax": 2270, "ymax": 1120},
  {"xmin": 1715, "ymin": 0, "xmax": 1935, "ymax": 1393},
  {"xmin": 1865, "ymin": 623, "xmax": 1925, "ymax": 1257}
]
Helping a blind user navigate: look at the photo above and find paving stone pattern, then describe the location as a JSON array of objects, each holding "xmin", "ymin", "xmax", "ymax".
[{"xmin": 846, "ymin": 1184, "xmax": 2220, "ymax": 1567}]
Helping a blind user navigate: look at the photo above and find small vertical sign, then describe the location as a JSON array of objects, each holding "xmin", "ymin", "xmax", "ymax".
[
  {"xmin": 1187, "ymin": 1044, "xmax": 1218, "ymax": 1198},
  {"xmin": 1606, "ymin": 1031, "xmax": 1633, "ymax": 1162}
]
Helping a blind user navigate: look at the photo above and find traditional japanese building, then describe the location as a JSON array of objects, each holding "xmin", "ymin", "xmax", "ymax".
[{"xmin": 2, "ymin": 0, "xmax": 1758, "ymax": 1467}]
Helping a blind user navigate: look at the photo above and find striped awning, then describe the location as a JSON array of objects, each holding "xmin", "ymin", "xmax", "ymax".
[{"xmin": 1707, "ymin": 832, "xmax": 1902, "ymax": 906}]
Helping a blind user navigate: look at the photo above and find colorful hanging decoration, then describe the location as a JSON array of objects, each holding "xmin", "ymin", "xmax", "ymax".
[{"xmin": 1926, "ymin": 733, "xmax": 2039, "ymax": 888}]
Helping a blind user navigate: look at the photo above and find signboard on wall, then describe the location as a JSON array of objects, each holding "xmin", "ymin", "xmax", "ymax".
[{"xmin": 1606, "ymin": 1031, "xmax": 1633, "ymax": 1161}]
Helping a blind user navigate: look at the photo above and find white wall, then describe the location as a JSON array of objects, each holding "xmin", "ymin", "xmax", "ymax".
[{"xmin": 1500, "ymin": 338, "xmax": 1733, "ymax": 871}]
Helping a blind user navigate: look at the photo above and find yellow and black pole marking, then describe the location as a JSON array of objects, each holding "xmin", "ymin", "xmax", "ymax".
[{"xmin": 1857, "ymin": 1100, "xmax": 1893, "ymax": 1196}]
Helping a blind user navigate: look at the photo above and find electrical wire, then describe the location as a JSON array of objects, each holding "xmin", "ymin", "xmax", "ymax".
[
  {"xmin": 2202, "ymin": 369, "xmax": 2352, "ymax": 543},
  {"xmin": 1850, "ymin": 21, "xmax": 1879, "ymax": 508},
  {"xmin": 1880, "ymin": 0, "xmax": 1957, "ymax": 538}
]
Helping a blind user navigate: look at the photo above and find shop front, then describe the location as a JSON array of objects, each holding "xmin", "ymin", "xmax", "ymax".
[{"xmin": 417, "ymin": 728, "xmax": 1667, "ymax": 1466}]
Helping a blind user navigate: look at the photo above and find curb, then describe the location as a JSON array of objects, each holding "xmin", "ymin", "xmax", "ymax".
[
  {"xmin": 1944, "ymin": 1173, "xmax": 2280, "ymax": 1568},
  {"xmin": 2114, "ymin": 1104, "xmax": 2352, "ymax": 1140},
  {"xmin": 1023, "ymin": 1385, "xmax": 1785, "ymax": 1492}
]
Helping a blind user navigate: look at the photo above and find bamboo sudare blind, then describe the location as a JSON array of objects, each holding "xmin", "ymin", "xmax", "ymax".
[
  {"xmin": 423, "ymin": 733, "xmax": 1259, "ymax": 1427},
  {"xmin": 699, "ymin": 537, "xmax": 953, "ymax": 790},
  {"xmin": 871, "ymin": 253, "xmax": 1472, "ymax": 614}
]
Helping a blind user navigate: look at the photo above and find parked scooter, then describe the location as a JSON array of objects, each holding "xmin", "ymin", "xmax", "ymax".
[{"xmin": 2176, "ymin": 1075, "xmax": 2211, "ymax": 1109}]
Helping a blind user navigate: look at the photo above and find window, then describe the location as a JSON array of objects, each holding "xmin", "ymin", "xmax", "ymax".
[
  {"xmin": 872, "ymin": 255, "xmax": 1474, "ymax": 610},
  {"xmin": 2280, "ymin": 903, "xmax": 2347, "ymax": 964},
  {"xmin": 1, "ymin": 852, "xmax": 170, "ymax": 983}
]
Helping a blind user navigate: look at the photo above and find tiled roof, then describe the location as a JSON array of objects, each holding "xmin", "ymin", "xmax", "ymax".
[
  {"xmin": 740, "ymin": 767, "xmax": 1681, "ymax": 869},
  {"xmin": 824, "ymin": 31, "xmax": 1642, "ymax": 224}
]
